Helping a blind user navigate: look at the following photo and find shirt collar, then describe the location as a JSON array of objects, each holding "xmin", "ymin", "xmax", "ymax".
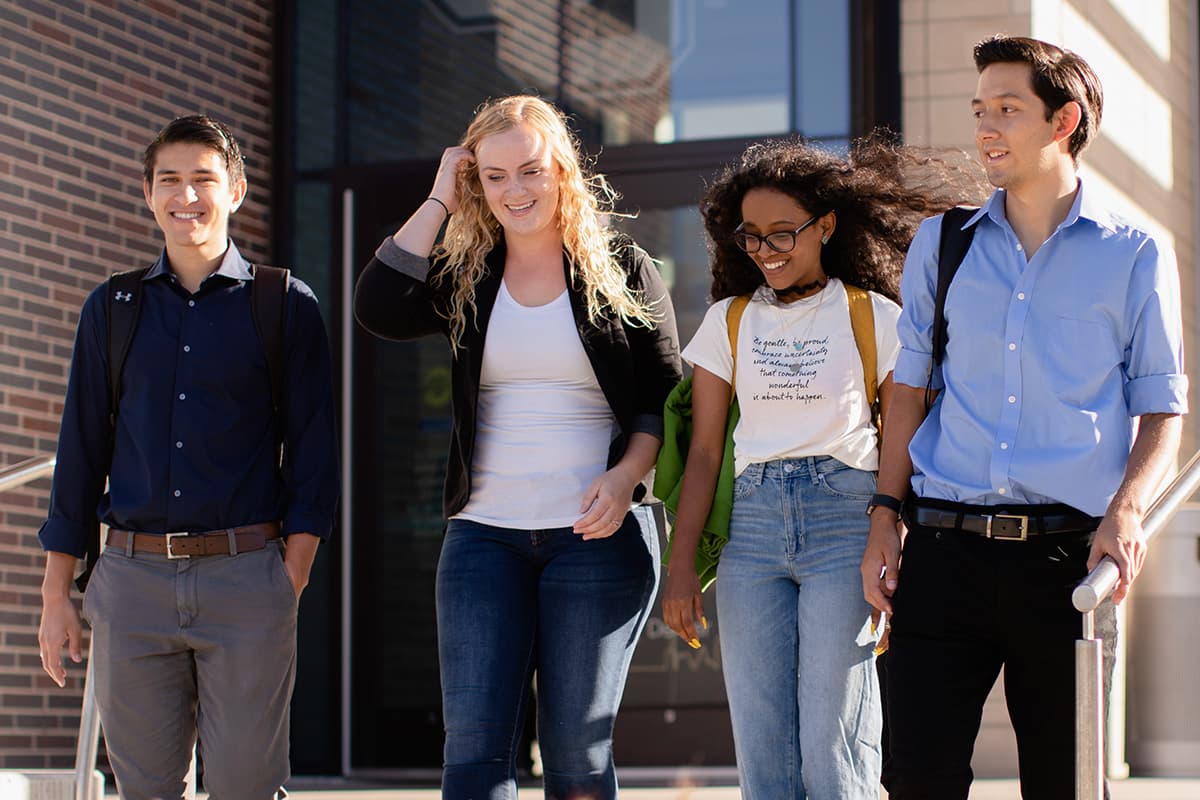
[
  {"xmin": 143, "ymin": 241, "xmax": 254, "ymax": 283},
  {"xmin": 976, "ymin": 177, "xmax": 1114, "ymax": 235},
  {"xmin": 1071, "ymin": 176, "xmax": 1118, "ymax": 233}
]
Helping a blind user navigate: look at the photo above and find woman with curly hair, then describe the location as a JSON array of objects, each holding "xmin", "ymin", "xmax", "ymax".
[
  {"xmin": 354, "ymin": 95, "xmax": 681, "ymax": 799},
  {"xmin": 661, "ymin": 136, "xmax": 983, "ymax": 799}
]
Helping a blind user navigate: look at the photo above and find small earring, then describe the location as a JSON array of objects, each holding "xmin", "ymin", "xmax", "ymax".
[{"xmin": 821, "ymin": 235, "xmax": 829, "ymax": 245}]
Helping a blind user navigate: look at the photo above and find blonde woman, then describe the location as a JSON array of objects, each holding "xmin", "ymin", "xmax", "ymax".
[{"xmin": 355, "ymin": 95, "xmax": 681, "ymax": 799}]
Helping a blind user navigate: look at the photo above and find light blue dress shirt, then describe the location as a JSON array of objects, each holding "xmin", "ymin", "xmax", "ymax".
[{"xmin": 893, "ymin": 180, "xmax": 1188, "ymax": 516}]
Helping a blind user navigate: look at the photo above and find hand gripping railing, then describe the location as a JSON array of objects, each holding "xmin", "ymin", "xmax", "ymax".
[{"xmin": 1072, "ymin": 449, "xmax": 1200, "ymax": 800}]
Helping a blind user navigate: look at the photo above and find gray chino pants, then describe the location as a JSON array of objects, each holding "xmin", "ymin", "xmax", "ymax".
[{"xmin": 82, "ymin": 538, "xmax": 298, "ymax": 800}]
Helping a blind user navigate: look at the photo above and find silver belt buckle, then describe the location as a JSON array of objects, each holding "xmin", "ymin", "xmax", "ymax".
[
  {"xmin": 165, "ymin": 532, "xmax": 191, "ymax": 559},
  {"xmin": 987, "ymin": 514, "xmax": 1028, "ymax": 541}
]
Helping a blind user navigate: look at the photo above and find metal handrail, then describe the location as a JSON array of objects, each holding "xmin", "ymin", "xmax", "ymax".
[
  {"xmin": 0, "ymin": 455, "xmax": 55, "ymax": 492},
  {"xmin": 0, "ymin": 456, "xmax": 97, "ymax": 796},
  {"xmin": 1073, "ymin": 448, "xmax": 1200, "ymax": 800}
]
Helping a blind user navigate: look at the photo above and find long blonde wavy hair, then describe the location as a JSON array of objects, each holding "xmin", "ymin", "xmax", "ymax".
[{"xmin": 433, "ymin": 95, "xmax": 660, "ymax": 350}]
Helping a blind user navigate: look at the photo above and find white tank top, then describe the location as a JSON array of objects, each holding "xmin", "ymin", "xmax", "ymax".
[{"xmin": 455, "ymin": 280, "xmax": 617, "ymax": 529}]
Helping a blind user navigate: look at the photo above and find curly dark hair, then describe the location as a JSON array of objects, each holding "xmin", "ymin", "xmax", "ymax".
[{"xmin": 702, "ymin": 133, "xmax": 989, "ymax": 303}]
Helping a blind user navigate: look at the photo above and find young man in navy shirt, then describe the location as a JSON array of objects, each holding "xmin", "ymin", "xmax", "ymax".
[
  {"xmin": 862, "ymin": 36, "xmax": 1186, "ymax": 799},
  {"xmin": 37, "ymin": 115, "xmax": 339, "ymax": 799}
]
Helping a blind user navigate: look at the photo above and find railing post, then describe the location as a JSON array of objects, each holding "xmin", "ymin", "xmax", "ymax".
[
  {"xmin": 1071, "ymin": 450, "xmax": 1200, "ymax": 794},
  {"xmin": 73, "ymin": 640, "xmax": 100, "ymax": 800},
  {"xmin": 1076, "ymin": 610, "xmax": 1104, "ymax": 800}
]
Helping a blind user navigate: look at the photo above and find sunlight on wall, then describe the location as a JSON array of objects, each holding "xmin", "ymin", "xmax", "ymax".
[
  {"xmin": 1080, "ymin": 165, "xmax": 1176, "ymax": 253},
  {"xmin": 1033, "ymin": 0, "xmax": 1173, "ymax": 190},
  {"xmin": 1107, "ymin": 0, "xmax": 1170, "ymax": 61}
]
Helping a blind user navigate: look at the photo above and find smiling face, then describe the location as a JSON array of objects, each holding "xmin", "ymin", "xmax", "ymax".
[
  {"xmin": 474, "ymin": 123, "xmax": 562, "ymax": 245},
  {"xmin": 739, "ymin": 187, "xmax": 832, "ymax": 294},
  {"xmin": 143, "ymin": 141, "xmax": 245, "ymax": 261},
  {"xmin": 972, "ymin": 61, "xmax": 1070, "ymax": 192}
]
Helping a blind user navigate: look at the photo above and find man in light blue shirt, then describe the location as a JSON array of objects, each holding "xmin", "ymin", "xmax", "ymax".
[{"xmin": 861, "ymin": 35, "xmax": 1186, "ymax": 799}]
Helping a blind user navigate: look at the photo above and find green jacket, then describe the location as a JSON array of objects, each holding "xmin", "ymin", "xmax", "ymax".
[{"xmin": 653, "ymin": 379, "xmax": 739, "ymax": 591}]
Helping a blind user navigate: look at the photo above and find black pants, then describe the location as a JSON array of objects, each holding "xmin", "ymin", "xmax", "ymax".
[{"xmin": 881, "ymin": 514, "xmax": 1099, "ymax": 800}]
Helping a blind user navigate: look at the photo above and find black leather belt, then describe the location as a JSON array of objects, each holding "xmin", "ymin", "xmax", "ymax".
[{"xmin": 911, "ymin": 507, "xmax": 1099, "ymax": 541}]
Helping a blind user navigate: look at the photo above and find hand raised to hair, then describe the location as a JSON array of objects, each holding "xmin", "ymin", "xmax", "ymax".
[{"xmin": 429, "ymin": 146, "xmax": 475, "ymax": 214}]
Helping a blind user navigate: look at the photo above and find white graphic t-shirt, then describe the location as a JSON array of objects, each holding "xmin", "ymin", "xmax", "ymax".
[{"xmin": 682, "ymin": 278, "xmax": 901, "ymax": 475}]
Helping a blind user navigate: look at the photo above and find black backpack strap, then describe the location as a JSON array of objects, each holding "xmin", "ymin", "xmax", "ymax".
[
  {"xmin": 83, "ymin": 267, "xmax": 147, "ymax": 591},
  {"xmin": 107, "ymin": 268, "xmax": 149, "ymax": 428},
  {"xmin": 250, "ymin": 264, "xmax": 289, "ymax": 415},
  {"xmin": 931, "ymin": 206, "xmax": 980, "ymax": 366}
]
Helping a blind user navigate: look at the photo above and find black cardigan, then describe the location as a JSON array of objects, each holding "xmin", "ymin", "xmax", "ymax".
[{"xmin": 354, "ymin": 234, "xmax": 683, "ymax": 519}]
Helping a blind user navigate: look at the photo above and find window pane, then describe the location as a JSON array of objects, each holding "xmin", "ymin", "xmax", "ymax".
[
  {"xmin": 795, "ymin": 0, "xmax": 850, "ymax": 138},
  {"xmin": 333, "ymin": 0, "xmax": 851, "ymax": 162},
  {"xmin": 296, "ymin": 0, "xmax": 339, "ymax": 170}
]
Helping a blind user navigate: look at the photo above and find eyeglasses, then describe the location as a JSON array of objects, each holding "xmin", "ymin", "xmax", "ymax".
[{"xmin": 733, "ymin": 214, "xmax": 822, "ymax": 254}]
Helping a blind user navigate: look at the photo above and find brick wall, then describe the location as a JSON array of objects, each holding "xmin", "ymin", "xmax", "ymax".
[{"xmin": 0, "ymin": 0, "xmax": 274, "ymax": 770}]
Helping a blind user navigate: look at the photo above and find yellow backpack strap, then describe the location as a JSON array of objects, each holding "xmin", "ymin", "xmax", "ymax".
[
  {"xmin": 845, "ymin": 284, "xmax": 877, "ymax": 410},
  {"xmin": 725, "ymin": 295, "xmax": 751, "ymax": 401}
]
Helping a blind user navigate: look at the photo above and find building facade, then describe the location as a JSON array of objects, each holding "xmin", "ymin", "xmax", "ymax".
[{"xmin": 0, "ymin": 0, "xmax": 1195, "ymax": 782}]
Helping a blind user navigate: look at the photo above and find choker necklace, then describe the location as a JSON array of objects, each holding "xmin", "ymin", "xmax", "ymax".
[{"xmin": 773, "ymin": 277, "xmax": 827, "ymax": 303}]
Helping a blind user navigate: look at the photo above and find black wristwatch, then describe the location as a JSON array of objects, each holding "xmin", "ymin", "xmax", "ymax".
[{"xmin": 866, "ymin": 493, "xmax": 903, "ymax": 517}]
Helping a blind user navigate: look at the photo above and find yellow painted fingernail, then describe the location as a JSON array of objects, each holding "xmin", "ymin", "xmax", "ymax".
[
  {"xmin": 873, "ymin": 644, "xmax": 887, "ymax": 657},
  {"xmin": 870, "ymin": 621, "xmax": 877, "ymax": 636},
  {"xmin": 688, "ymin": 638, "xmax": 702, "ymax": 650},
  {"xmin": 701, "ymin": 616, "xmax": 709, "ymax": 631}
]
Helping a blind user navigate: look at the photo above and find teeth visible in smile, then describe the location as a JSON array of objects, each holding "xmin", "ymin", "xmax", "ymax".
[
  {"xmin": 508, "ymin": 201, "xmax": 534, "ymax": 212},
  {"xmin": 173, "ymin": 212, "xmax": 202, "ymax": 219},
  {"xmin": 763, "ymin": 258, "xmax": 788, "ymax": 270}
]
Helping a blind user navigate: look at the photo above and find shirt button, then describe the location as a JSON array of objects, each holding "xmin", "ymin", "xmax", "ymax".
[
  {"xmin": 179, "ymin": 393, "xmax": 186, "ymax": 400},
  {"xmin": 1008, "ymin": 395, "xmax": 1016, "ymax": 403},
  {"xmin": 997, "ymin": 487, "xmax": 1007, "ymax": 495},
  {"xmin": 1016, "ymin": 245, "xmax": 1023, "ymax": 252},
  {"xmin": 1017, "ymin": 292, "xmax": 1026, "ymax": 300},
  {"xmin": 188, "ymin": 300, "xmax": 195, "ymax": 307},
  {"xmin": 1000, "ymin": 442, "xmax": 1009, "ymax": 450},
  {"xmin": 183, "ymin": 345, "xmax": 191, "ymax": 353},
  {"xmin": 1008, "ymin": 343, "xmax": 1016, "ymax": 351},
  {"xmin": 176, "ymin": 441, "xmax": 183, "ymax": 448},
  {"xmin": 173, "ymin": 489, "xmax": 181, "ymax": 497}
]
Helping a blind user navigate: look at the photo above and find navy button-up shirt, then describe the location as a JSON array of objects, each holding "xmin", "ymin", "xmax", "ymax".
[{"xmin": 39, "ymin": 242, "xmax": 340, "ymax": 557}]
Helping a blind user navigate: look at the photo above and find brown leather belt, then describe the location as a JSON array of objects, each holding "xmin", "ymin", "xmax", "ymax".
[{"xmin": 105, "ymin": 522, "xmax": 281, "ymax": 558}]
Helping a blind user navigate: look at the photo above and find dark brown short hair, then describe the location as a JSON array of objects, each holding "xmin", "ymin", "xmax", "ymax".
[
  {"xmin": 974, "ymin": 35, "xmax": 1103, "ymax": 162},
  {"xmin": 142, "ymin": 115, "xmax": 246, "ymax": 185}
]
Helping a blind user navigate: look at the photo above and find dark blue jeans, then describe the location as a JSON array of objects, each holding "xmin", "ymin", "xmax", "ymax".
[{"xmin": 436, "ymin": 505, "xmax": 660, "ymax": 800}]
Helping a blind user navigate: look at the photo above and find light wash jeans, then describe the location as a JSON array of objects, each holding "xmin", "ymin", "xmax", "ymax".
[
  {"xmin": 716, "ymin": 456, "xmax": 882, "ymax": 800},
  {"xmin": 436, "ymin": 505, "xmax": 660, "ymax": 800}
]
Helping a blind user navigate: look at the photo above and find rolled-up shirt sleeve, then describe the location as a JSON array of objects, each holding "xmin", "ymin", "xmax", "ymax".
[
  {"xmin": 1123, "ymin": 236, "xmax": 1189, "ymax": 416},
  {"xmin": 894, "ymin": 216, "xmax": 943, "ymax": 390},
  {"xmin": 353, "ymin": 237, "xmax": 447, "ymax": 341},
  {"xmin": 38, "ymin": 286, "xmax": 113, "ymax": 558},
  {"xmin": 281, "ymin": 280, "xmax": 341, "ymax": 540}
]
